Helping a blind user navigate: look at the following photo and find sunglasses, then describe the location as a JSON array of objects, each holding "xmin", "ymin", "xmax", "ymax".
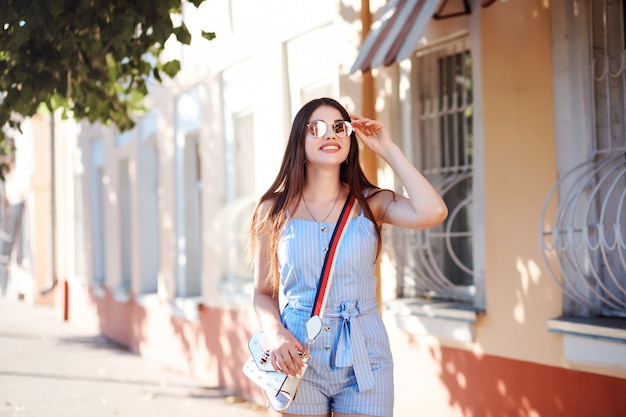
[{"xmin": 306, "ymin": 120, "xmax": 353, "ymax": 139}]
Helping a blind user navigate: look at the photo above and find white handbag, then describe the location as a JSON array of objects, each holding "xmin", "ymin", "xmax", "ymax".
[
  {"xmin": 242, "ymin": 317, "xmax": 321, "ymax": 403},
  {"xmin": 243, "ymin": 195, "xmax": 358, "ymax": 412}
]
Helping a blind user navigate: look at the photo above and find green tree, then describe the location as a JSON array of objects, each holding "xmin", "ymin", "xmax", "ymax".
[{"xmin": 0, "ymin": 0, "xmax": 215, "ymax": 177}]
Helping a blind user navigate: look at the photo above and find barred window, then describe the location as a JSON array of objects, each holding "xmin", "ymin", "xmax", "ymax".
[
  {"xmin": 542, "ymin": 0, "xmax": 626, "ymax": 318},
  {"xmin": 215, "ymin": 62, "xmax": 257, "ymax": 297},
  {"xmin": 90, "ymin": 141, "xmax": 106, "ymax": 286},
  {"xmin": 225, "ymin": 110, "xmax": 255, "ymax": 280},
  {"xmin": 174, "ymin": 90, "xmax": 204, "ymax": 299},
  {"xmin": 393, "ymin": 38, "xmax": 475, "ymax": 303}
]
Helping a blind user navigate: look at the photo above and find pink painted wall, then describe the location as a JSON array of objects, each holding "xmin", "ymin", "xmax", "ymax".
[{"xmin": 65, "ymin": 281, "xmax": 626, "ymax": 416}]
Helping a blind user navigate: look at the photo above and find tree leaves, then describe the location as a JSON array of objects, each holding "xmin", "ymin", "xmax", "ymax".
[
  {"xmin": 0, "ymin": 0, "xmax": 215, "ymax": 178},
  {"xmin": 162, "ymin": 60, "xmax": 182, "ymax": 78},
  {"xmin": 202, "ymin": 31, "xmax": 216, "ymax": 41},
  {"xmin": 173, "ymin": 23, "xmax": 192, "ymax": 45}
]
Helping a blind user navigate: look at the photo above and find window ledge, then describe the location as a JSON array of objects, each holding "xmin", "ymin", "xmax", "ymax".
[
  {"xmin": 171, "ymin": 297, "xmax": 203, "ymax": 321},
  {"xmin": 135, "ymin": 292, "xmax": 160, "ymax": 308},
  {"xmin": 90, "ymin": 282, "xmax": 106, "ymax": 299},
  {"xmin": 548, "ymin": 316, "xmax": 626, "ymax": 370},
  {"xmin": 387, "ymin": 298, "xmax": 484, "ymax": 343},
  {"xmin": 112, "ymin": 286, "xmax": 131, "ymax": 304},
  {"xmin": 216, "ymin": 276, "xmax": 254, "ymax": 305}
]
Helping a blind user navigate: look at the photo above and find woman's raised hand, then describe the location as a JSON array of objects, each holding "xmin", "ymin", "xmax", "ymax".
[{"xmin": 350, "ymin": 114, "xmax": 395, "ymax": 157}]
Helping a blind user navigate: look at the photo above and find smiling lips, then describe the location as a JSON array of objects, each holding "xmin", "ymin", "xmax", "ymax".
[{"xmin": 320, "ymin": 143, "xmax": 340, "ymax": 151}]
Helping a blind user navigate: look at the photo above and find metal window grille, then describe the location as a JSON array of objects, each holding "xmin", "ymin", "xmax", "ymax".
[
  {"xmin": 393, "ymin": 40, "xmax": 475, "ymax": 302},
  {"xmin": 541, "ymin": 0, "xmax": 626, "ymax": 317}
]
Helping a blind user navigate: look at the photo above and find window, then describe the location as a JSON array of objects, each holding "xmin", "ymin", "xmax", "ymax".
[
  {"xmin": 90, "ymin": 140, "xmax": 106, "ymax": 286},
  {"xmin": 542, "ymin": 0, "xmax": 626, "ymax": 318},
  {"xmin": 224, "ymin": 110, "xmax": 255, "ymax": 281},
  {"xmin": 74, "ymin": 148, "xmax": 86, "ymax": 279},
  {"xmin": 175, "ymin": 90, "xmax": 203, "ymax": 299},
  {"xmin": 137, "ymin": 135, "xmax": 160, "ymax": 295},
  {"xmin": 393, "ymin": 38, "xmax": 475, "ymax": 304},
  {"xmin": 118, "ymin": 159, "xmax": 132, "ymax": 293},
  {"xmin": 178, "ymin": 132, "xmax": 203, "ymax": 297},
  {"xmin": 0, "ymin": 186, "xmax": 28, "ymax": 294},
  {"xmin": 217, "ymin": 61, "xmax": 257, "ymax": 294},
  {"xmin": 300, "ymin": 81, "xmax": 335, "ymax": 107},
  {"xmin": 285, "ymin": 26, "xmax": 340, "ymax": 118}
]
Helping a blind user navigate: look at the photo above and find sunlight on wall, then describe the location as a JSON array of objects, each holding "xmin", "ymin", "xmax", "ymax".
[
  {"xmin": 379, "ymin": 251, "xmax": 396, "ymax": 303},
  {"xmin": 471, "ymin": 343, "xmax": 485, "ymax": 357},
  {"xmin": 128, "ymin": 159, "xmax": 136, "ymax": 183},
  {"xmin": 516, "ymin": 257, "xmax": 541, "ymax": 292},
  {"xmin": 377, "ymin": 163, "xmax": 395, "ymax": 190},
  {"xmin": 514, "ymin": 290, "xmax": 525, "ymax": 323},
  {"xmin": 513, "ymin": 257, "xmax": 542, "ymax": 323},
  {"xmin": 341, "ymin": 95, "xmax": 357, "ymax": 114},
  {"xmin": 520, "ymin": 396, "xmax": 541, "ymax": 417},
  {"xmin": 177, "ymin": 237, "xmax": 187, "ymax": 266},
  {"xmin": 375, "ymin": 94, "xmax": 387, "ymax": 113},
  {"xmin": 177, "ymin": 93, "xmax": 201, "ymax": 126},
  {"xmin": 103, "ymin": 176, "xmax": 118, "ymax": 205},
  {"xmin": 161, "ymin": 215, "xmax": 173, "ymax": 231},
  {"xmin": 497, "ymin": 378, "xmax": 507, "ymax": 396}
]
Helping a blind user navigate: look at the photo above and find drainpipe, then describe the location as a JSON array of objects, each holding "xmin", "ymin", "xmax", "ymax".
[
  {"xmin": 359, "ymin": 0, "xmax": 377, "ymax": 193},
  {"xmin": 359, "ymin": 0, "xmax": 382, "ymax": 307},
  {"xmin": 360, "ymin": 0, "xmax": 376, "ymax": 122},
  {"xmin": 40, "ymin": 113, "xmax": 59, "ymax": 306}
]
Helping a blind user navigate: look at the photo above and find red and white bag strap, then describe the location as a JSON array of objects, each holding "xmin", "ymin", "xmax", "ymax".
[{"xmin": 310, "ymin": 194, "xmax": 358, "ymax": 320}]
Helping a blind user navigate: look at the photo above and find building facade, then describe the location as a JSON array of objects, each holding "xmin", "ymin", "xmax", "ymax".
[{"xmin": 5, "ymin": 0, "xmax": 626, "ymax": 415}]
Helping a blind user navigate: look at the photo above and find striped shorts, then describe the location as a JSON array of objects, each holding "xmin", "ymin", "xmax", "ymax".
[{"xmin": 268, "ymin": 302, "xmax": 394, "ymax": 416}]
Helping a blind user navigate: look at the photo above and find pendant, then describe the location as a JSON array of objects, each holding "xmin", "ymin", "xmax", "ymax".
[{"xmin": 321, "ymin": 226, "xmax": 327, "ymax": 232}]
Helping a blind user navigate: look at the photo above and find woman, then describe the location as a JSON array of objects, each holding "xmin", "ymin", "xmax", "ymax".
[{"xmin": 250, "ymin": 97, "xmax": 447, "ymax": 417}]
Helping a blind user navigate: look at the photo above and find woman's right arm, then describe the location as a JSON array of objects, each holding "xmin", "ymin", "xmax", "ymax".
[{"xmin": 252, "ymin": 203, "xmax": 305, "ymax": 375}]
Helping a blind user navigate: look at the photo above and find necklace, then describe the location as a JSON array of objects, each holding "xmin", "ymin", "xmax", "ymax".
[{"xmin": 302, "ymin": 188, "xmax": 342, "ymax": 232}]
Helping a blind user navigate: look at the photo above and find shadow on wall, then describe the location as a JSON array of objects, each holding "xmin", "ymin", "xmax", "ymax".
[
  {"xmin": 81, "ymin": 248, "xmax": 259, "ymax": 398},
  {"xmin": 91, "ymin": 287, "xmax": 139, "ymax": 348},
  {"xmin": 198, "ymin": 303, "xmax": 258, "ymax": 398},
  {"xmin": 435, "ymin": 344, "xmax": 626, "ymax": 417}
]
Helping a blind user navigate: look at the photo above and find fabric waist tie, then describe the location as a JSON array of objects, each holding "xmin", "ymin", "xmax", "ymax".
[
  {"xmin": 286, "ymin": 298, "xmax": 377, "ymax": 392},
  {"xmin": 334, "ymin": 300, "xmax": 376, "ymax": 392}
]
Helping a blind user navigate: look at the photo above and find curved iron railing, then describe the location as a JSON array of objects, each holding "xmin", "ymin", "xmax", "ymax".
[{"xmin": 539, "ymin": 150, "xmax": 626, "ymax": 315}]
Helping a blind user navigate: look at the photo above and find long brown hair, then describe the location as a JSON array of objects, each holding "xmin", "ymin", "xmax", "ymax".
[{"xmin": 250, "ymin": 97, "xmax": 383, "ymax": 294}]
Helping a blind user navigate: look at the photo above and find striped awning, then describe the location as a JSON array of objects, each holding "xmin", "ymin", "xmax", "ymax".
[
  {"xmin": 350, "ymin": 0, "xmax": 497, "ymax": 74},
  {"xmin": 350, "ymin": 0, "xmax": 441, "ymax": 74}
]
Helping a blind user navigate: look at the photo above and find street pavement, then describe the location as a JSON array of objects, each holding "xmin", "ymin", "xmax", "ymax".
[{"xmin": 0, "ymin": 298, "xmax": 266, "ymax": 417}]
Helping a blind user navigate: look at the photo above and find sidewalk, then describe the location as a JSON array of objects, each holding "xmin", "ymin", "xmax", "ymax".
[{"xmin": 0, "ymin": 298, "xmax": 266, "ymax": 417}]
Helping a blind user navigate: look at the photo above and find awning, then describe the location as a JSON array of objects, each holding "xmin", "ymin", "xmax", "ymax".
[
  {"xmin": 350, "ymin": 0, "xmax": 497, "ymax": 74},
  {"xmin": 350, "ymin": 0, "xmax": 440, "ymax": 74}
]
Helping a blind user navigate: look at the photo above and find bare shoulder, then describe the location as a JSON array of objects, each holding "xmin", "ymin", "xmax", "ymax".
[
  {"xmin": 252, "ymin": 197, "xmax": 277, "ymax": 232},
  {"xmin": 256, "ymin": 198, "xmax": 274, "ymax": 216},
  {"xmin": 363, "ymin": 187, "xmax": 397, "ymax": 222}
]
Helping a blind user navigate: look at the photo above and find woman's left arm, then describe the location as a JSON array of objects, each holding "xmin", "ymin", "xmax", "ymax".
[{"xmin": 350, "ymin": 114, "xmax": 448, "ymax": 229}]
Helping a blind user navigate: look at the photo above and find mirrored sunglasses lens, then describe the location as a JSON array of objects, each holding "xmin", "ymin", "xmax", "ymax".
[
  {"xmin": 334, "ymin": 121, "xmax": 352, "ymax": 138},
  {"xmin": 309, "ymin": 121, "xmax": 327, "ymax": 137}
]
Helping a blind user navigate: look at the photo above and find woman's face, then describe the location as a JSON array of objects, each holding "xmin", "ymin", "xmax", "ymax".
[{"xmin": 304, "ymin": 105, "xmax": 351, "ymax": 167}]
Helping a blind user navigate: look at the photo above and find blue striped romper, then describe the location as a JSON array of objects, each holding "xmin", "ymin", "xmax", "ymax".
[{"xmin": 272, "ymin": 197, "xmax": 394, "ymax": 416}]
